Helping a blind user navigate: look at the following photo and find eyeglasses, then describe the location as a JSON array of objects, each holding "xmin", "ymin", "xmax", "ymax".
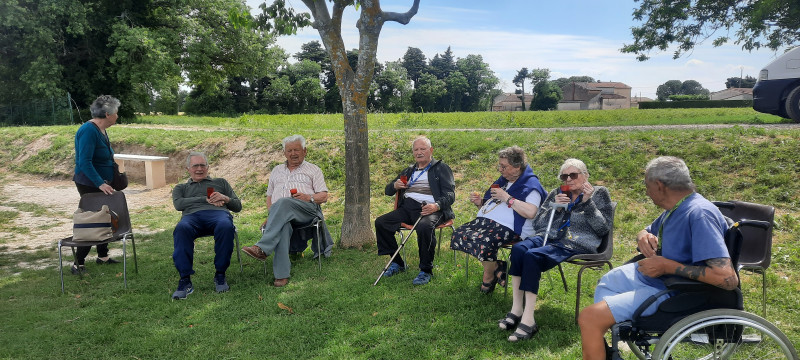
[
  {"xmin": 559, "ymin": 172, "xmax": 580, "ymax": 181},
  {"xmin": 497, "ymin": 163, "xmax": 510, "ymax": 171},
  {"xmin": 190, "ymin": 164, "xmax": 208, "ymax": 169}
]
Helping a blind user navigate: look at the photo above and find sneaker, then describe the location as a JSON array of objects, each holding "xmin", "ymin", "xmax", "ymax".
[
  {"xmin": 412, "ymin": 271, "xmax": 432, "ymax": 285},
  {"xmin": 242, "ymin": 245, "xmax": 268, "ymax": 261},
  {"xmin": 383, "ymin": 262, "xmax": 405, "ymax": 277},
  {"xmin": 70, "ymin": 264, "xmax": 87, "ymax": 275},
  {"xmin": 96, "ymin": 257, "xmax": 120, "ymax": 264},
  {"xmin": 172, "ymin": 278, "xmax": 194, "ymax": 299},
  {"xmin": 214, "ymin": 273, "xmax": 229, "ymax": 293}
]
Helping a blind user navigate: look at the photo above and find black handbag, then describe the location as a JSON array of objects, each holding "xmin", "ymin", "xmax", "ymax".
[{"xmin": 110, "ymin": 162, "xmax": 128, "ymax": 191}]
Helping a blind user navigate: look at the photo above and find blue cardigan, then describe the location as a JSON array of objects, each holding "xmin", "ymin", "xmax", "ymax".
[
  {"xmin": 73, "ymin": 121, "xmax": 114, "ymax": 188},
  {"xmin": 483, "ymin": 165, "xmax": 547, "ymax": 235}
]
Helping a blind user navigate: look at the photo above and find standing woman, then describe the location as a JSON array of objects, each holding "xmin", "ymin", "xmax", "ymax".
[
  {"xmin": 71, "ymin": 95, "xmax": 122, "ymax": 274},
  {"xmin": 499, "ymin": 158, "xmax": 613, "ymax": 342},
  {"xmin": 450, "ymin": 146, "xmax": 547, "ymax": 293}
]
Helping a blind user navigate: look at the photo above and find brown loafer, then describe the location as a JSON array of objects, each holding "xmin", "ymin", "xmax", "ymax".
[
  {"xmin": 242, "ymin": 245, "xmax": 267, "ymax": 261},
  {"xmin": 273, "ymin": 278, "xmax": 289, "ymax": 287}
]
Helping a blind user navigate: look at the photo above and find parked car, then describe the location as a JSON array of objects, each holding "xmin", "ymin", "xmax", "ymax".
[{"xmin": 753, "ymin": 46, "xmax": 800, "ymax": 123}]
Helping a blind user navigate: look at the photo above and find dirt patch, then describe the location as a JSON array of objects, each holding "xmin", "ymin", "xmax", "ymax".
[{"xmin": 0, "ymin": 174, "xmax": 173, "ymax": 263}]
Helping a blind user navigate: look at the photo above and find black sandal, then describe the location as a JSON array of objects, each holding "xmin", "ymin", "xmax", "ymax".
[
  {"xmin": 494, "ymin": 260, "xmax": 508, "ymax": 287},
  {"xmin": 508, "ymin": 323, "xmax": 539, "ymax": 342},
  {"xmin": 498, "ymin": 312, "xmax": 521, "ymax": 331},
  {"xmin": 480, "ymin": 276, "xmax": 497, "ymax": 294}
]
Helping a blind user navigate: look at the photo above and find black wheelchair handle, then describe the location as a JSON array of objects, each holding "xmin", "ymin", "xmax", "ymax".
[{"xmin": 738, "ymin": 219, "xmax": 771, "ymax": 230}]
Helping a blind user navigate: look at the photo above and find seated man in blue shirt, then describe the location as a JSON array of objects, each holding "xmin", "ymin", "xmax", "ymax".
[
  {"xmin": 578, "ymin": 156, "xmax": 738, "ymax": 360},
  {"xmin": 171, "ymin": 151, "xmax": 242, "ymax": 299}
]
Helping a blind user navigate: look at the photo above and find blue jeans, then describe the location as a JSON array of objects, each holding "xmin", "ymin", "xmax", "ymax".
[
  {"xmin": 173, "ymin": 210, "xmax": 235, "ymax": 278},
  {"xmin": 508, "ymin": 236, "xmax": 578, "ymax": 294}
]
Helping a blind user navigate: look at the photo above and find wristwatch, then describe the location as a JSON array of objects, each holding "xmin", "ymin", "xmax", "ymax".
[{"xmin": 506, "ymin": 197, "xmax": 515, "ymax": 207}]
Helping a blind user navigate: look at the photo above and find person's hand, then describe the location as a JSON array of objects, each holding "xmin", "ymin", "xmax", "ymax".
[
  {"xmin": 292, "ymin": 192, "xmax": 313, "ymax": 203},
  {"xmin": 394, "ymin": 178, "xmax": 408, "ymax": 190},
  {"xmin": 637, "ymin": 231, "xmax": 659, "ymax": 258},
  {"xmin": 207, "ymin": 191, "xmax": 229, "ymax": 207},
  {"xmin": 581, "ymin": 181, "xmax": 594, "ymax": 202},
  {"xmin": 470, "ymin": 191, "xmax": 482, "ymax": 207},
  {"xmin": 421, "ymin": 203, "xmax": 439, "ymax": 216},
  {"xmin": 637, "ymin": 256, "xmax": 666, "ymax": 278},
  {"xmin": 490, "ymin": 187, "xmax": 509, "ymax": 202},
  {"xmin": 260, "ymin": 218, "xmax": 268, "ymax": 233},
  {"xmin": 99, "ymin": 183, "xmax": 114, "ymax": 195},
  {"xmin": 554, "ymin": 193, "xmax": 570, "ymax": 204}
]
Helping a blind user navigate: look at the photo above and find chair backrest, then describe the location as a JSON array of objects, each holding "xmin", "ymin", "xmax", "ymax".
[
  {"xmin": 713, "ymin": 200, "xmax": 774, "ymax": 270},
  {"xmin": 595, "ymin": 202, "xmax": 617, "ymax": 258},
  {"xmin": 78, "ymin": 191, "xmax": 132, "ymax": 236}
]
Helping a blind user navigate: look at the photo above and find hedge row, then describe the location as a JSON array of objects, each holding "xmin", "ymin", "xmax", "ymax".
[{"xmin": 640, "ymin": 100, "xmax": 753, "ymax": 109}]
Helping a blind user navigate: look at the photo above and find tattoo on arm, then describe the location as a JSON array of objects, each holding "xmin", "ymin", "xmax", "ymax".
[{"xmin": 675, "ymin": 265, "xmax": 707, "ymax": 280}]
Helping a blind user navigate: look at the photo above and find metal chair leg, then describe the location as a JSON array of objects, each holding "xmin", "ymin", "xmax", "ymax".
[{"xmin": 122, "ymin": 239, "xmax": 127, "ymax": 289}]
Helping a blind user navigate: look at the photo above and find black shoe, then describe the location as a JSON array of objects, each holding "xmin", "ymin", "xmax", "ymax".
[
  {"xmin": 214, "ymin": 273, "xmax": 229, "ymax": 293},
  {"xmin": 172, "ymin": 277, "xmax": 194, "ymax": 299},
  {"xmin": 70, "ymin": 264, "xmax": 87, "ymax": 275},
  {"xmin": 96, "ymin": 257, "xmax": 120, "ymax": 264}
]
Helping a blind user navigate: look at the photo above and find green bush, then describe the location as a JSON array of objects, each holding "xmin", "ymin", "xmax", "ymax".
[{"xmin": 640, "ymin": 100, "xmax": 752, "ymax": 109}]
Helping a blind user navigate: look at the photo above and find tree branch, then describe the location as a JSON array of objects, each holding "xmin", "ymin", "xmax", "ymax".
[{"xmin": 382, "ymin": 0, "xmax": 420, "ymax": 25}]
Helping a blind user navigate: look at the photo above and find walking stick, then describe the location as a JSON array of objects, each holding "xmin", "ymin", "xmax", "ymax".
[
  {"xmin": 374, "ymin": 203, "xmax": 427, "ymax": 286},
  {"xmin": 541, "ymin": 202, "xmax": 569, "ymax": 247}
]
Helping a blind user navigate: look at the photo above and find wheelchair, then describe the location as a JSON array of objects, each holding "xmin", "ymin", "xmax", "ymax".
[{"xmin": 607, "ymin": 218, "xmax": 798, "ymax": 359}]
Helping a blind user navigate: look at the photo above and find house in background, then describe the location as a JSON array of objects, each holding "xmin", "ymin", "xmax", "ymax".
[
  {"xmin": 558, "ymin": 82, "xmax": 632, "ymax": 110},
  {"xmin": 491, "ymin": 93, "xmax": 535, "ymax": 111},
  {"xmin": 630, "ymin": 96, "xmax": 654, "ymax": 109},
  {"xmin": 710, "ymin": 88, "xmax": 753, "ymax": 100}
]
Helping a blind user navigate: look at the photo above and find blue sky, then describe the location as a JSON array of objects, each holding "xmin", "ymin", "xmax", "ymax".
[{"xmin": 246, "ymin": 0, "xmax": 787, "ymax": 99}]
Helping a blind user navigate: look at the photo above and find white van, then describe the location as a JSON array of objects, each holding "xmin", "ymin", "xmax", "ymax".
[{"xmin": 753, "ymin": 46, "xmax": 800, "ymax": 122}]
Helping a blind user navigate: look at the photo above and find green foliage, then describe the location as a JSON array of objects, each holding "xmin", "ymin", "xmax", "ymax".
[
  {"xmin": 668, "ymin": 94, "xmax": 710, "ymax": 101},
  {"xmin": 622, "ymin": 0, "xmax": 800, "ymax": 60},
  {"xmin": 640, "ymin": 100, "xmax": 754, "ymax": 109},
  {"xmin": 530, "ymin": 80, "xmax": 563, "ymax": 111}
]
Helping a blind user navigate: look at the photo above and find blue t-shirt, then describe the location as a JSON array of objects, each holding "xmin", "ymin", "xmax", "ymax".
[{"xmin": 637, "ymin": 193, "xmax": 729, "ymax": 288}]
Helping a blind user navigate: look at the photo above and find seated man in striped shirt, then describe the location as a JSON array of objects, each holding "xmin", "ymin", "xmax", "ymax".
[{"xmin": 241, "ymin": 135, "xmax": 329, "ymax": 287}]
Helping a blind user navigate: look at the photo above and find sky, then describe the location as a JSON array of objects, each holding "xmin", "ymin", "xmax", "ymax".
[{"xmin": 245, "ymin": 0, "xmax": 788, "ymax": 100}]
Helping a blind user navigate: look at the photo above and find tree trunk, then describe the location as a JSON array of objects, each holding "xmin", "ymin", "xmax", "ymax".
[
  {"xmin": 339, "ymin": 92, "xmax": 375, "ymax": 248},
  {"xmin": 301, "ymin": 0, "xmax": 419, "ymax": 248}
]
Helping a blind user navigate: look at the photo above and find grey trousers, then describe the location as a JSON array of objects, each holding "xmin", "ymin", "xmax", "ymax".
[{"xmin": 256, "ymin": 197, "xmax": 318, "ymax": 279}]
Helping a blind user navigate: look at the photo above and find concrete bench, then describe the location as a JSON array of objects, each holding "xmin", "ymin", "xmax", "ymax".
[{"xmin": 114, "ymin": 154, "xmax": 169, "ymax": 189}]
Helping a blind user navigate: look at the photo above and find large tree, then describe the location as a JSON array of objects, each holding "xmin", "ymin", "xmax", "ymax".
[
  {"xmin": 622, "ymin": 0, "xmax": 800, "ymax": 61},
  {"xmin": 0, "ymin": 0, "xmax": 281, "ymax": 116},
  {"xmin": 401, "ymin": 47, "xmax": 427, "ymax": 88},
  {"xmin": 725, "ymin": 76, "xmax": 757, "ymax": 89},
  {"xmin": 262, "ymin": 0, "xmax": 421, "ymax": 247}
]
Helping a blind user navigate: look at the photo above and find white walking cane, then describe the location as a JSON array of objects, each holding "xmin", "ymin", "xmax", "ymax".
[{"xmin": 541, "ymin": 202, "xmax": 569, "ymax": 247}]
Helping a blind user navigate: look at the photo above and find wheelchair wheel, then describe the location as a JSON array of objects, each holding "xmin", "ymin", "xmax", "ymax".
[{"xmin": 652, "ymin": 309, "xmax": 797, "ymax": 359}]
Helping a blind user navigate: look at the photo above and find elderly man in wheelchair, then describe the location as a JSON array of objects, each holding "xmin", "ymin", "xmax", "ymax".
[{"xmin": 578, "ymin": 156, "xmax": 796, "ymax": 360}]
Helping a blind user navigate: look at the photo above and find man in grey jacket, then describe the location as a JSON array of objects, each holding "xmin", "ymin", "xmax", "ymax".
[
  {"xmin": 375, "ymin": 136, "xmax": 455, "ymax": 285},
  {"xmin": 171, "ymin": 151, "xmax": 242, "ymax": 299}
]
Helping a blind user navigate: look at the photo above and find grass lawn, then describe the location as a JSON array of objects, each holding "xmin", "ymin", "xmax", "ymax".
[{"xmin": 1, "ymin": 109, "xmax": 799, "ymax": 359}]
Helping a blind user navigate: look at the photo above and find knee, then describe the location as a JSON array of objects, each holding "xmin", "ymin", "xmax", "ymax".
[{"xmin": 214, "ymin": 218, "xmax": 235, "ymax": 234}]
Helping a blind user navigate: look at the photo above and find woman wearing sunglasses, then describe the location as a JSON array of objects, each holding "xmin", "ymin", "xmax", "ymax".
[{"xmin": 499, "ymin": 158, "xmax": 613, "ymax": 342}]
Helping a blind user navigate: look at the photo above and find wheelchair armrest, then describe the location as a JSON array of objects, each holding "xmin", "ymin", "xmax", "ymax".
[{"xmin": 663, "ymin": 276, "xmax": 721, "ymax": 293}]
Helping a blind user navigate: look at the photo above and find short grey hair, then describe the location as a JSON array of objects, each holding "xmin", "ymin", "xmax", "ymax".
[
  {"xmin": 90, "ymin": 95, "xmax": 121, "ymax": 119},
  {"xmin": 498, "ymin": 146, "xmax": 527, "ymax": 169},
  {"xmin": 282, "ymin": 135, "xmax": 306, "ymax": 150},
  {"xmin": 559, "ymin": 158, "xmax": 589, "ymax": 180},
  {"xmin": 645, "ymin": 156, "xmax": 695, "ymax": 191},
  {"xmin": 412, "ymin": 135, "xmax": 431, "ymax": 148},
  {"xmin": 186, "ymin": 151, "xmax": 208, "ymax": 168}
]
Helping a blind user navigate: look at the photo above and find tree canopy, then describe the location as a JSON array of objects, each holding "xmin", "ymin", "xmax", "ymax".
[
  {"xmin": 656, "ymin": 79, "xmax": 709, "ymax": 101},
  {"xmin": 0, "ymin": 0, "xmax": 283, "ymax": 116},
  {"xmin": 622, "ymin": 0, "xmax": 800, "ymax": 61}
]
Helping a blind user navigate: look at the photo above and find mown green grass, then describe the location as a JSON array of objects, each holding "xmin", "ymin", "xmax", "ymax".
[
  {"xmin": 0, "ymin": 110, "xmax": 799, "ymax": 359},
  {"xmin": 131, "ymin": 107, "xmax": 788, "ymax": 129}
]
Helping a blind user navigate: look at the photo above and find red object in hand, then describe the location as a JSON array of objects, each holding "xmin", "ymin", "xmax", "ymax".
[
  {"xmin": 491, "ymin": 184, "xmax": 500, "ymax": 189},
  {"xmin": 560, "ymin": 185, "xmax": 570, "ymax": 193},
  {"xmin": 207, "ymin": 187, "xmax": 214, "ymax": 198},
  {"xmin": 290, "ymin": 188, "xmax": 298, "ymax": 195},
  {"xmin": 400, "ymin": 175, "xmax": 408, "ymax": 184}
]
